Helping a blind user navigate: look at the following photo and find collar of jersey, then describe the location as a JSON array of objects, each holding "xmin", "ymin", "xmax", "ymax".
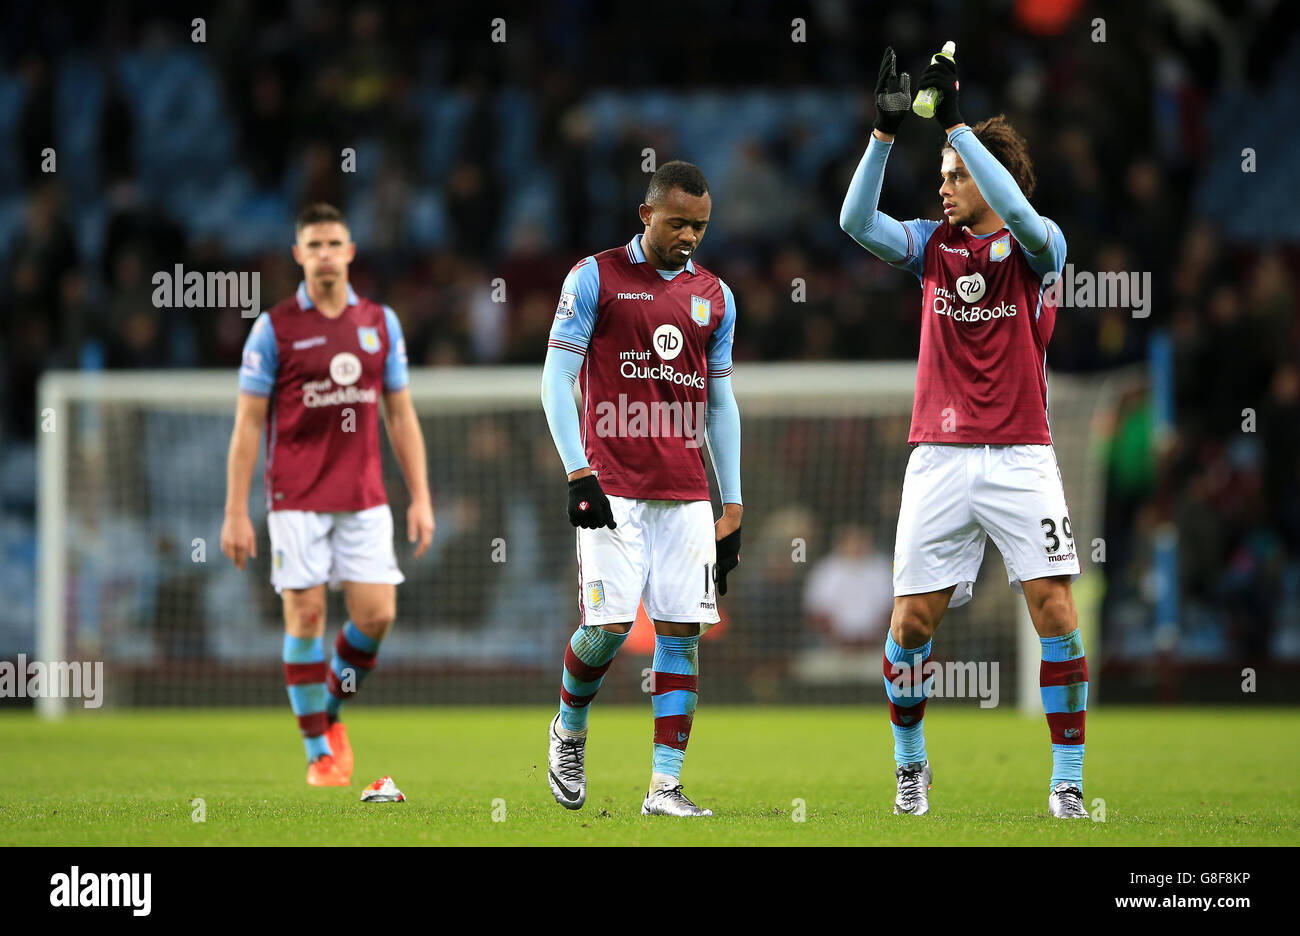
[
  {"xmin": 961, "ymin": 225, "xmax": 1008, "ymax": 241},
  {"xmin": 627, "ymin": 234, "xmax": 696, "ymax": 274},
  {"xmin": 297, "ymin": 281, "xmax": 359, "ymax": 310}
]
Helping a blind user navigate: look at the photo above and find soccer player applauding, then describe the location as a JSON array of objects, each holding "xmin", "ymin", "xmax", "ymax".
[
  {"xmin": 221, "ymin": 204, "xmax": 435, "ymax": 787},
  {"xmin": 541, "ymin": 162, "xmax": 743, "ymax": 817},
  {"xmin": 840, "ymin": 49, "xmax": 1089, "ymax": 818}
]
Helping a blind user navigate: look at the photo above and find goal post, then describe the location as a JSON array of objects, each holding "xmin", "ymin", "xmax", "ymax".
[{"xmin": 36, "ymin": 363, "xmax": 1124, "ymax": 717}]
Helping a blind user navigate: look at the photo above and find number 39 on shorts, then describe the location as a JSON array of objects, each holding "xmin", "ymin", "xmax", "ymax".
[{"xmin": 1040, "ymin": 516, "xmax": 1073, "ymax": 554}]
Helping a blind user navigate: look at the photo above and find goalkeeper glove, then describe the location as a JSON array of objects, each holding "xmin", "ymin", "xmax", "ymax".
[
  {"xmin": 873, "ymin": 47, "xmax": 912, "ymax": 136},
  {"xmin": 567, "ymin": 474, "xmax": 617, "ymax": 530},
  {"xmin": 714, "ymin": 526, "xmax": 741, "ymax": 597},
  {"xmin": 915, "ymin": 53, "xmax": 963, "ymax": 129}
]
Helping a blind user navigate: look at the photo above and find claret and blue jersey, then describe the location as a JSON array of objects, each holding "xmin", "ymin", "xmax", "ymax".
[
  {"xmin": 840, "ymin": 125, "xmax": 1069, "ymax": 445},
  {"xmin": 238, "ymin": 282, "xmax": 409, "ymax": 513},
  {"xmin": 541, "ymin": 234, "xmax": 742, "ymax": 504}
]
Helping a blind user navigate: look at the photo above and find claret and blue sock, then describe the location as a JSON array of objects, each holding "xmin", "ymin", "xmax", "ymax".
[
  {"xmin": 326, "ymin": 620, "xmax": 383, "ymax": 723},
  {"xmin": 1040, "ymin": 629, "xmax": 1088, "ymax": 790},
  {"xmin": 882, "ymin": 631, "xmax": 933, "ymax": 766},
  {"xmin": 558, "ymin": 625, "xmax": 629, "ymax": 734},
  {"xmin": 650, "ymin": 633, "xmax": 699, "ymax": 788},
  {"xmin": 283, "ymin": 634, "xmax": 331, "ymax": 762}
]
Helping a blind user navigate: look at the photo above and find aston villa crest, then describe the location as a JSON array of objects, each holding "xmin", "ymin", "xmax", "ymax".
[
  {"xmin": 586, "ymin": 580, "xmax": 606, "ymax": 611},
  {"xmin": 690, "ymin": 295, "xmax": 710, "ymax": 326},
  {"xmin": 358, "ymin": 326, "xmax": 381, "ymax": 353}
]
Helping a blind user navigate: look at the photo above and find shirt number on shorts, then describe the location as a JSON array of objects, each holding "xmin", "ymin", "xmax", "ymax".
[{"xmin": 1040, "ymin": 516, "xmax": 1073, "ymax": 554}]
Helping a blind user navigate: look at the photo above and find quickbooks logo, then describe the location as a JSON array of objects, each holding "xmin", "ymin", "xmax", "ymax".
[
  {"xmin": 618, "ymin": 347, "xmax": 705, "ymax": 389},
  {"xmin": 618, "ymin": 360, "xmax": 706, "ymax": 389},
  {"xmin": 931, "ymin": 285, "xmax": 1016, "ymax": 323}
]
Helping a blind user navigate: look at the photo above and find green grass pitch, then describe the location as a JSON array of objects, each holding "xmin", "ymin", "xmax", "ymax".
[{"xmin": 2, "ymin": 706, "xmax": 1296, "ymax": 845}]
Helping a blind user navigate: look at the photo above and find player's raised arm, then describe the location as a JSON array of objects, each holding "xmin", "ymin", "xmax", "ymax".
[
  {"xmin": 840, "ymin": 48, "xmax": 939, "ymax": 276},
  {"xmin": 915, "ymin": 52, "xmax": 1060, "ymax": 266},
  {"xmin": 540, "ymin": 256, "xmax": 616, "ymax": 530}
]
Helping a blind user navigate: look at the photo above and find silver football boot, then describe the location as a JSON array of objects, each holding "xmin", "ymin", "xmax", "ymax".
[
  {"xmin": 1048, "ymin": 781, "xmax": 1089, "ymax": 818},
  {"xmin": 894, "ymin": 761, "xmax": 933, "ymax": 815},
  {"xmin": 641, "ymin": 784, "xmax": 713, "ymax": 817},
  {"xmin": 547, "ymin": 714, "xmax": 587, "ymax": 810}
]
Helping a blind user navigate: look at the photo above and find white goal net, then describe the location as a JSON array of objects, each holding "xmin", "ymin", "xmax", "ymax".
[{"xmin": 36, "ymin": 363, "xmax": 1123, "ymax": 715}]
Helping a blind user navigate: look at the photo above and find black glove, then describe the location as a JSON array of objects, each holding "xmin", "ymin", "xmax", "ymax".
[
  {"xmin": 714, "ymin": 526, "xmax": 741, "ymax": 597},
  {"xmin": 873, "ymin": 47, "xmax": 912, "ymax": 136},
  {"xmin": 567, "ymin": 474, "xmax": 617, "ymax": 529},
  {"xmin": 915, "ymin": 53, "xmax": 963, "ymax": 129}
]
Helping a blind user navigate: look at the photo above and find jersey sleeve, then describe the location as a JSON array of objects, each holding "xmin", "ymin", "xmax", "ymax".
[
  {"xmin": 706, "ymin": 280, "xmax": 737, "ymax": 377},
  {"xmin": 840, "ymin": 136, "xmax": 941, "ymax": 282},
  {"xmin": 547, "ymin": 256, "xmax": 600, "ymax": 356},
  {"xmin": 947, "ymin": 125, "xmax": 1054, "ymax": 263},
  {"xmin": 895, "ymin": 219, "xmax": 942, "ymax": 281},
  {"xmin": 238, "ymin": 313, "xmax": 278, "ymax": 396},
  {"xmin": 540, "ymin": 345, "xmax": 590, "ymax": 474},
  {"xmin": 1020, "ymin": 216, "xmax": 1067, "ymax": 281},
  {"xmin": 705, "ymin": 373, "xmax": 742, "ymax": 505},
  {"xmin": 382, "ymin": 305, "xmax": 410, "ymax": 392}
]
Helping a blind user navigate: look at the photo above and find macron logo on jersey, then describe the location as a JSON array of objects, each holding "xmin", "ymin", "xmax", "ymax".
[{"xmin": 617, "ymin": 291, "xmax": 654, "ymax": 301}]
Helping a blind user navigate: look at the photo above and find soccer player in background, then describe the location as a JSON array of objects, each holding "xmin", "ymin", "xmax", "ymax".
[
  {"xmin": 220, "ymin": 203, "xmax": 435, "ymax": 787},
  {"xmin": 839, "ymin": 49, "xmax": 1089, "ymax": 818},
  {"xmin": 540, "ymin": 161, "xmax": 743, "ymax": 817}
]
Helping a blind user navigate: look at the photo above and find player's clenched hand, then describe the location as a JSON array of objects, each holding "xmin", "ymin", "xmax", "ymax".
[
  {"xmin": 408, "ymin": 499, "xmax": 435, "ymax": 558},
  {"xmin": 915, "ymin": 52, "xmax": 963, "ymax": 130},
  {"xmin": 714, "ymin": 525, "xmax": 741, "ymax": 597},
  {"xmin": 713, "ymin": 504, "xmax": 742, "ymax": 596},
  {"xmin": 221, "ymin": 512, "xmax": 257, "ymax": 571},
  {"xmin": 874, "ymin": 46, "xmax": 912, "ymax": 136},
  {"xmin": 567, "ymin": 474, "xmax": 617, "ymax": 530}
]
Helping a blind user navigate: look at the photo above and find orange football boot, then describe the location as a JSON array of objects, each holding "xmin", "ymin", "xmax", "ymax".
[
  {"xmin": 326, "ymin": 722, "xmax": 353, "ymax": 781},
  {"xmin": 306, "ymin": 754, "xmax": 349, "ymax": 787}
]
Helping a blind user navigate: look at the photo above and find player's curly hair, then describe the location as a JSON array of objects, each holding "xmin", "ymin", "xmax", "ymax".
[{"xmin": 943, "ymin": 115, "xmax": 1036, "ymax": 199}]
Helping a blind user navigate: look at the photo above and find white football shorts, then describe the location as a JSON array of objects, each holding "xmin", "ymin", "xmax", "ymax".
[
  {"xmin": 893, "ymin": 443, "xmax": 1081, "ymax": 608},
  {"xmin": 267, "ymin": 504, "xmax": 405, "ymax": 593},
  {"xmin": 576, "ymin": 496, "xmax": 721, "ymax": 629}
]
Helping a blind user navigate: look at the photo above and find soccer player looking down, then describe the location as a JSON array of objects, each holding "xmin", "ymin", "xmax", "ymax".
[
  {"xmin": 540, "ymin": 161, "xmax": 743, "ymax": 817},
  {"xmin": 839, "ymin": 49, "xmax": 1088, "ymax": 818},
  {"xmin": 221, "ymin": 203, "xmax": 435, "ymax": 787}
]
